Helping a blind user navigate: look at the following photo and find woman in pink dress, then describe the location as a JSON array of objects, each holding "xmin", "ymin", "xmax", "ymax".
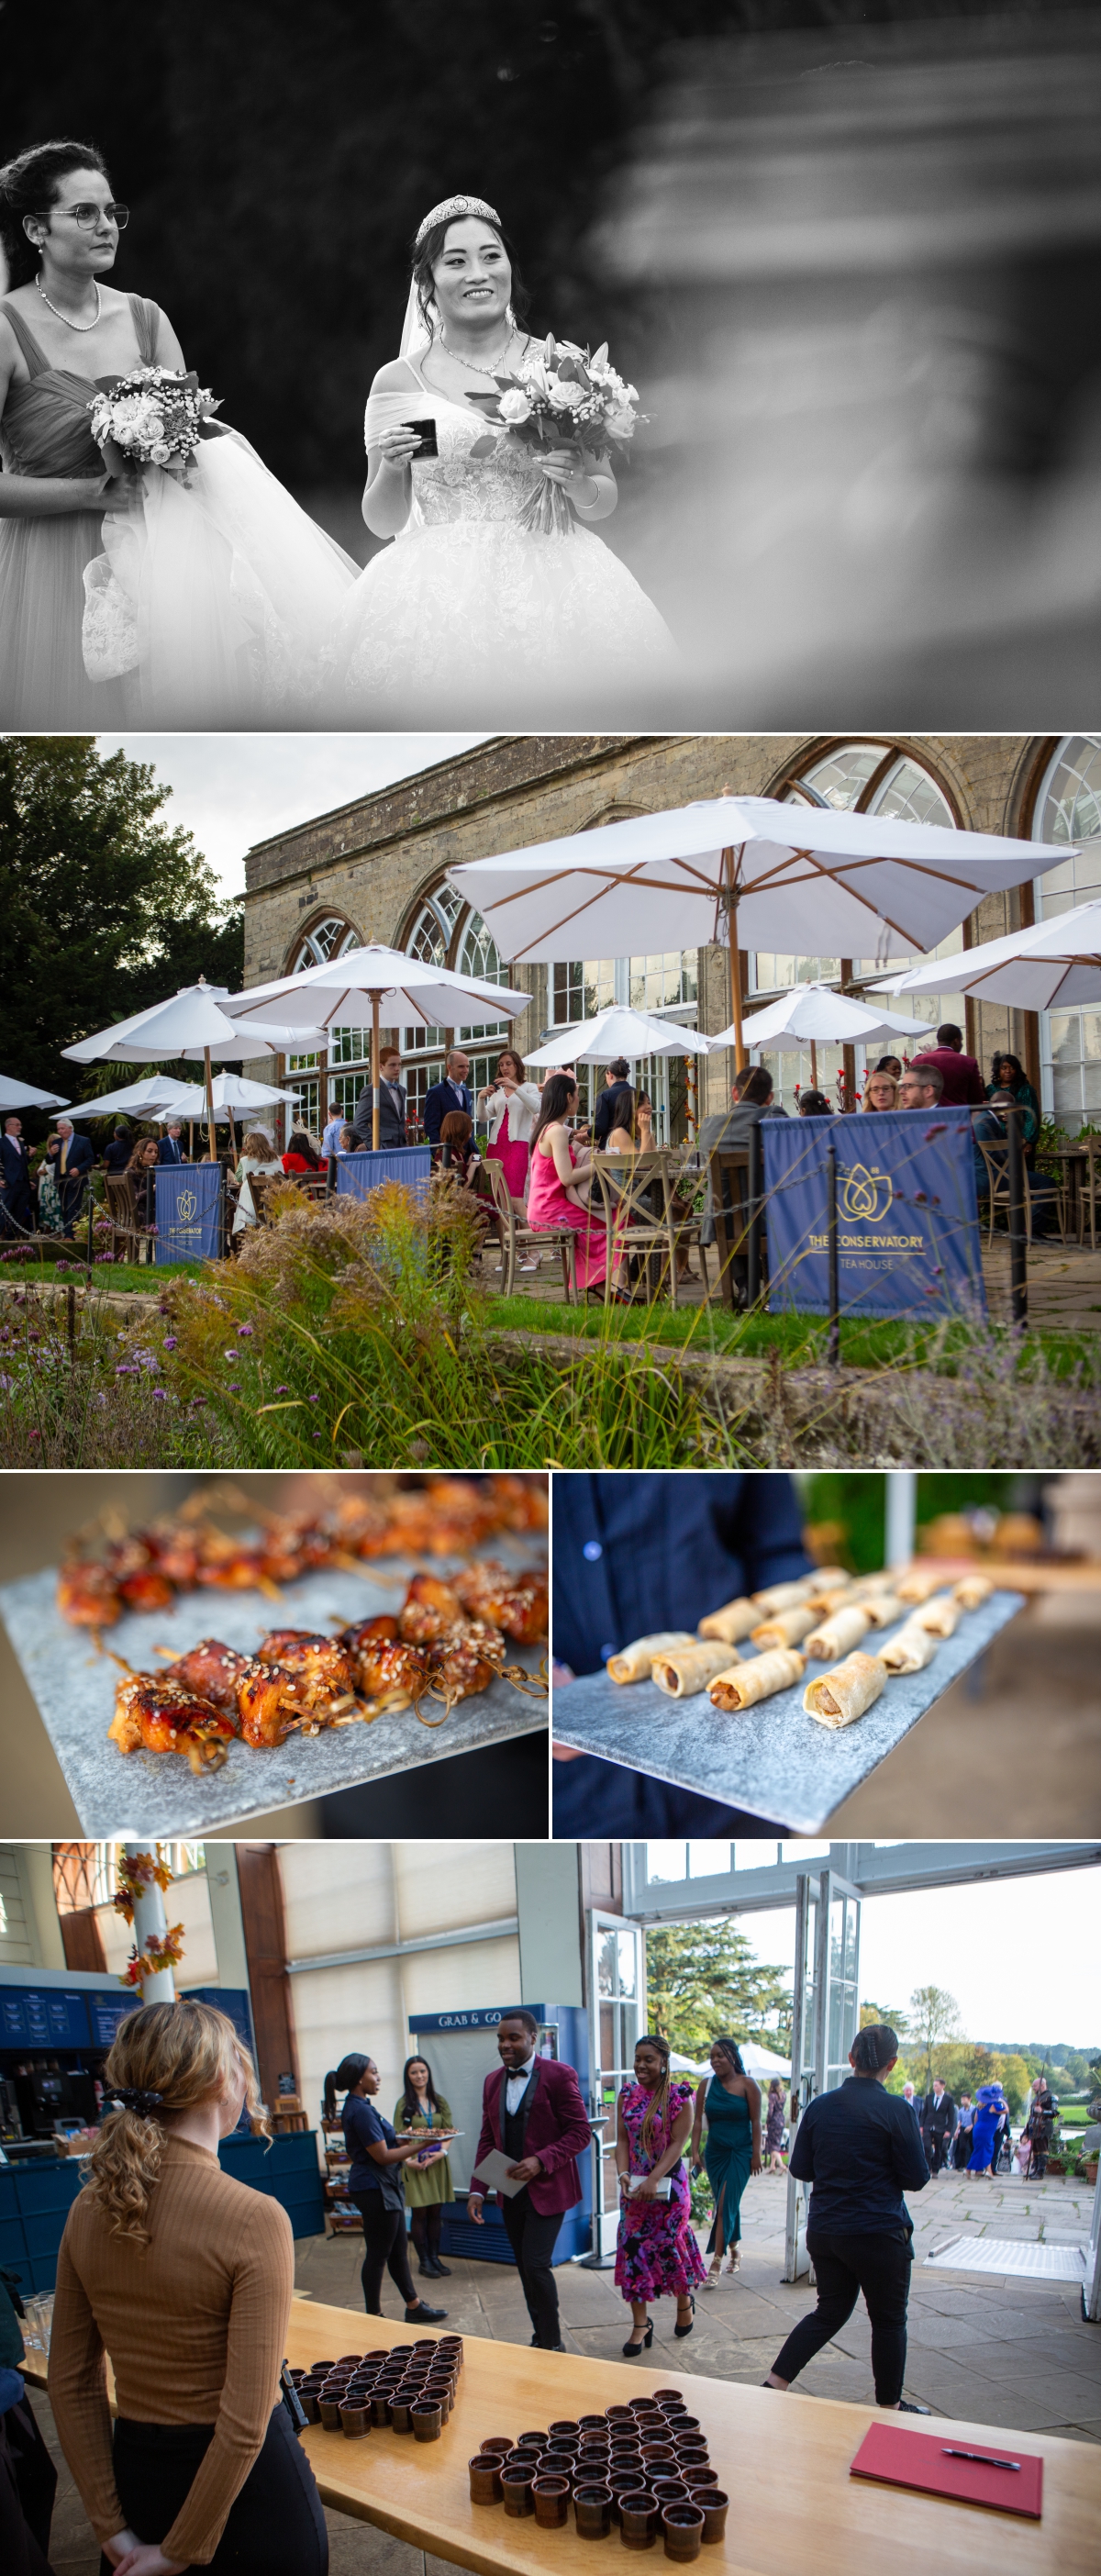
[
  {"xmin": 527, "ymin": 1072, "xmax": 619, "ymax": 1295},
  {"xmin": 478, "ymin": 1047, "xmax": 540, "ymax": 1199}
]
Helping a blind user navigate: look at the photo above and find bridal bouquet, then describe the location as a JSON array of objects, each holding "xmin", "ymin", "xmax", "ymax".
[
  {"xmin": 467, "ymin": 335, "xmax": 644, "ymax": 534},
  {"xmin": 87, "ymin": 366, "xmax": 223, "ymax": 485}
]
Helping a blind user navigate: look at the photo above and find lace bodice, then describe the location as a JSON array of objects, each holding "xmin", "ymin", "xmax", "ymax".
[{"xmin": 365, "ymin": 358, "xmax": 548, "ymax": 529}]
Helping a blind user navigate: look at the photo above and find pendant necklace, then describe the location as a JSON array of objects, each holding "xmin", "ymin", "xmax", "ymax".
[
  {"xmin": 37, "ymin": 275, "xmax": 102, "ymax": 331},
  {"xmin": 439, "ymin": 325, "xmax": 519, "ymax": 385}
]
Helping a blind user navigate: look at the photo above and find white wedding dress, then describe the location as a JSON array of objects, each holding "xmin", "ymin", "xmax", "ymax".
[{"xmin": 324, "ymin": 349, "xmax": 678, "ymax": 722}]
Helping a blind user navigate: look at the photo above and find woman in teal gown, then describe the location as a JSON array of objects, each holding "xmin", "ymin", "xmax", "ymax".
[{"xmin": 691, "ymin": 2037, "xmax": 762, "ymax": 2285}]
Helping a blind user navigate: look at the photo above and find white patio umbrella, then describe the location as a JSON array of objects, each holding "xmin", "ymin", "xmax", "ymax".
[
  {"xmin": 222, "ymin": 943, "xmax": 529, "ymax": 1147},
  {"xmin": 0, "ymin": 1076, "xmax": 71, "ymax": 1112},
  {"xmin": 154, "ymin": 1072, "xmax": 303, "ymax": 1120},
  {"xmin": 62, "ymin": 984, "xmax": 326, "ymax": 1161},
  {"xmin": 69, "ymin": 1076, "xmax": 196, "ymax": 1122},
  {"xmin": 870, "ymin": 897, "xmax": 1101, "ymax": 1012},
  {"xmin": 526, "ymin": 1005, "xmax": 713, "ymax": 1066},
  {"xmin": 716, "ymin": 982, "xmax": 933, "ymax": 1089},
  {"xmin": 445, "ymin": 797, "xmax": 1071, "ymax": 1066}
]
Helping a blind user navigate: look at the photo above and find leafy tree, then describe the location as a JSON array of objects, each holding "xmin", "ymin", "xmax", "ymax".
[
  {"xmin": 860, "ymin": 2000, "xmax": 910, "ymax": 2040},
  {"xmin": 646, "ymin": 1921, "xmax": 792, "ymax": 2062},
  {"xmin": 993, "ymin": 2052, "xmax": 1031, "ymax": 2118},
  {"xmin": 0, "ymin": 737, "xmax": 243, "ymax": 1129},
  {"xmin": 908, "ymin": 1984, "xmax": 962, "ymax": 2090}
]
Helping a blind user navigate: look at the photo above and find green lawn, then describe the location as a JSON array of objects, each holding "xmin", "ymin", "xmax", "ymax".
[
  {"xmin": 0, "ymin": 1257, "xmax": 201, "ymax": 1293},
  {"xmin": 486, "ymin": 1294, "xmax": 1094, "ymax": 1380}
]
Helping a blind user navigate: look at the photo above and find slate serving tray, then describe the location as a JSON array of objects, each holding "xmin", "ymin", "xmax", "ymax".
[
  {"xmin": 1, "ymin": 1542, "xmax": 547, "ymax": 1836},
  {"xmin": 550, "ymin": 1589, "xmax": 1024, "ymax": 1833}
]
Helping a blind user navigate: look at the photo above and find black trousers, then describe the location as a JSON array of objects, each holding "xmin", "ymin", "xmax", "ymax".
[
  {"xmin": 501, "ymin": 2189, "xmax": 562, "ymax": 2347},
  {"xmin": 772, "ymin": 2228, "xmax": 913, "ymax": 2407},
  {"xmin": 351, "ymin": 2189, "xmax": 417, "ymax": 2312},
  {"xmin": 100, "ymin": 2403, "xmax": 327, "ymax": 2576},
  {"xmin": 410, "ymin": 2203, "xmax": 443, "ymax": 2262},
  {"xmin": 0, "ymin": 2397, "xmax": 56, "ymax": 2576},
  {"xmin": 922, "ymin": 2128, "xmax": 950, "ymax": 2174}
]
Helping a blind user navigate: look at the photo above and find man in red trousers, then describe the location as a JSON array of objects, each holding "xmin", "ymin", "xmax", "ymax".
[{"xmin": 469, "ymin": 2008, "xmax": 592, "ymax": 2350}]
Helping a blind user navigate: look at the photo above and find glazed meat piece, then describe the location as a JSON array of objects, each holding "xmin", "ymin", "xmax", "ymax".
[
  {"xmin": 58, "ymin": 1561, "xmax": 123, "ymax": 1629},
  {"xmin": 486, "ymin": 1475, "xmax": 550, "ymax": 1532},
  {"xmin": 101, "ymin": 1536, "xmax": 176, "ymax": 1615},
  {"xmin": 158, "ymin": 1639, "xmax": 254, "ymax": 1712},
  {"xmin": 235, "ymin": 1656, "xmax": 308, "ymax": 1747},
  {"xmin": 142, "ymin": 1522, "xmax": 204, "ymax": 1589},
  {"xmin": 194, "ymin": 1532, "xmax": 269, "ymax": 1591},
  {"xmin": 258, "ymin": 1514, "xmax": 338, "ymax": 1584},
  {"xmin": 427, "ymin": 1617, "xmax": 506, "ymax": 1703},
  {"xmin": 255, "ymin": 1631, "xmax": 357, "ymax": 1712},
  {"xmin": 451, "ymin": 1561, "xmax": 549, "ymax": 1644},
  {"xmin": 337, "ymin": 1616, "xmax": 429, "ymax": 1711},
  {"xmin": 109, "ymin": 1675, "xmax": 237, "ymax": 1770},
  {"xmin": 397, "ymin": 1573, "xmax": 463, "ymax": 1644}
]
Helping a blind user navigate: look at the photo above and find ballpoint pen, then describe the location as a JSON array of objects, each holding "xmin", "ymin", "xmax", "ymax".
[{"xmin": 941, "ymin": 2448, "xmax": 1021, "ymax": 2470}]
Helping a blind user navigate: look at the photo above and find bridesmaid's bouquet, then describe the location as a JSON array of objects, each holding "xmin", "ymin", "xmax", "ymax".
[
  {"xmin": 87, "ymin": 365, "xmax": 223, "ymax": 485},
  {"xmin": 467, "ymin": 335, "xmax": 644, "ymax": 534}
]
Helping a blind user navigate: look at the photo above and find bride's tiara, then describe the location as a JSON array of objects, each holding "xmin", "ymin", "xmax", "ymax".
[{"xmin": 415, "ymin": 194, "xmax": 501, "ymax": 248}]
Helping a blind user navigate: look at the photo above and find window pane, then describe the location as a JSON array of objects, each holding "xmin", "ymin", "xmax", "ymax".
[
  {"xmin": 646, "ymin": 1843, "xmax": 688, "ymax": 1884},
  {"xmin": 688, "ymin": 1843, "xmax": 731, "ymax": 1878}
]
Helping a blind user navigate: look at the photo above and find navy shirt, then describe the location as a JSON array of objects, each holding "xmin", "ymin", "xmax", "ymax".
[
  {"xmin": 342, "ymin": 2090, "xmax": 397, "ymax": 2191},
  {"xmin": 789, "ymin": 2076, "xmax": 929, "ymax": 2237},
  {"xmin": 552, "ymin": 1473, "xmax": 809, "ymax": 1679}
]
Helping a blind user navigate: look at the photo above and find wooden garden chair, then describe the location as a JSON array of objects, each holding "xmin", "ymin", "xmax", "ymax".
[
  {"xmin": 590, "ymin": 1146, "xmax": 708, "ymax": 1308},
  {"xmin": 484, "ymin": 1156, "xmax": 577, "ymax": 1301},
  {"xmin": 977, "ymin": 1142, "xmax": 1067, "ymax": 1246}
]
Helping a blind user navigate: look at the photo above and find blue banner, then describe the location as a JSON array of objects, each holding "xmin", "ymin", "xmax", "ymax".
[
  {"xmin": 154, "ymin": 1162, "xmax": 223, "ymax": 1265},
  {"xmin": 761, "ymin": 1108, "xmax": 986, "ymax": 1318},
  {"xmin": 336, "ymin": 1144, "xmax": 432, "ymax": 1207}
]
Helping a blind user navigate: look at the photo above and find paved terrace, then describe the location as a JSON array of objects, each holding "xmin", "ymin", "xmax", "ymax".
[
  {"xmin": 493, "ymin": 1238, "xmax": 1101, "ymax": 1336},
  {"xmin": 28, "ymin": 2169, "xmax": 1099, "ymax": 2573}
]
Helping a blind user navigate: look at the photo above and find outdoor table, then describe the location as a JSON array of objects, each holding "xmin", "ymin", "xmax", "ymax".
[
  {"xmin": 21, "ymin": 2297, "xmax": 1099, "ymax": 2571},
  {"xmin": 1042, "ymin": 1139, "xmax": 1100, "ymax": 1247}
]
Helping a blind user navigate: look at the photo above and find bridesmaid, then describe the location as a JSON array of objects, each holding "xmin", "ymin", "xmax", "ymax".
[
  {"xmin": 0, "ymin": 139, "xmax": 183, "ymax": 724},
  {"xmin": 614, "ymin": 2033, "xmax": 706, "ymax": 2354},
  {"xmin": 692, "ymin": 2037, "xmax": 762, "ymax": 2285}
]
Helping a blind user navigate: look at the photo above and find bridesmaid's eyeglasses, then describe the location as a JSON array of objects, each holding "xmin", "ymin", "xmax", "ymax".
[{"xmin": 44, "ymin": 202, "xmax": 130, "ymax": 230}]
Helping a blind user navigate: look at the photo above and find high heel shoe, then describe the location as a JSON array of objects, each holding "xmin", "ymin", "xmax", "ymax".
[
  {"xmin": 673, "ymin": 2296, "xmax": 695, "ymax": 2339},
  {"xmin": 622, "ymin": 2320, "xmax": 654, "ymax": 2355}
]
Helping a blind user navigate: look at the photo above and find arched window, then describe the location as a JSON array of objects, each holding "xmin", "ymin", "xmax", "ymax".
[
  {"xmin": 397, "ymin": 885, "xmax": 517, "ymax": 1123},
  {"xmin": 289, "ymin": 914, "xmax": 361, "ymax": 972},
  {"xmin": 1032, "ymin": 735, "xmax": 1101, "ymax": 1122}
]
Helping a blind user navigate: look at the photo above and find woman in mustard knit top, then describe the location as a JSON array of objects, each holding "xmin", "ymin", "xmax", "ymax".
[{"xmin": 48, "ymin": 1998, "xmax": 326, "ymax": 2576}]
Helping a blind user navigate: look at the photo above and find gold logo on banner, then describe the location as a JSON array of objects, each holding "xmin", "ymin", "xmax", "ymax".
[
  {"xmin": 840, "ymin": 1162, "xmax": 892, "ymax": 1224},
  {"xmin": 176, "ymin": 1188, "xmax": 199, "ymax": 1221}
]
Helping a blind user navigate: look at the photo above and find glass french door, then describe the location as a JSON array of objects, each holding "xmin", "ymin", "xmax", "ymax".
[
  {"xmin": 586, "ymin": 1911, "xmax": 647, "ymax": 2260},
  {"xmin": 784, "ymin": 1867, "xmax": 862, "ymax": 2280}
]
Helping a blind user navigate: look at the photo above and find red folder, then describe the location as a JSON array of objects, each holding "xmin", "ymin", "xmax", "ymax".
[{"xmin": 850, "ymin": 2422, "xmax": 1043, "ymax": 2518}]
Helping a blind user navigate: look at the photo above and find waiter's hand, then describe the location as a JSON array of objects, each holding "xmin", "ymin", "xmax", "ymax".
[
  {"xmin": 506, "ymin": 2155, "xmax": 543, "ymax": 2184},
  {"xmin": 468, "ymin": 2192, "xmax": 485, "ymax": 2225}
]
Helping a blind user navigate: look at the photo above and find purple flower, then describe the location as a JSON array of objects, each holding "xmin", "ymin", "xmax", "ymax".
[
  {"xmin": 307, "ymin": 1392, "xmax": 320, "ymax": 1403},
  {"xmin": 223, "ymin": 1349, "xmax": 239, "ymax": 1362},
  {"xmin": 151, "ymin": 1388, "xmax": 168, "ymax": 1401},
  {"xmin": 115, "ymin": 1363, "xmax": 138, "ymax": 1376},
  {"xmin": 227, "ymin": 1381, "xmax": 241, "ymax": 1391},
  {"xmin": 237, "ymin": 1321, "xmax": 254, "ymax": 1336},
  {"xmin": 273, "ymin": 1384, "xmax": 290, "ymax": 1394},
  {"xmin": 163, "ymin": 1335, "xmax": 178, "ymax": 1350}
]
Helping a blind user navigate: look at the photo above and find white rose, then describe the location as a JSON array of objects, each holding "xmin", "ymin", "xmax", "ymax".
[
  {"xmin": 150, "ymin": 441, "xmax": 172, "ymax": 464},
  {"xmin": 547, "ymin": 378, "xmax": 586, "ymax": 413},
  {"xmin": 606, "ymin": 407, "xmax": 637, "ymax": 440},
  {"xmin": 498, "ymin": 387, "xmax": 532, "ymax": 425}
]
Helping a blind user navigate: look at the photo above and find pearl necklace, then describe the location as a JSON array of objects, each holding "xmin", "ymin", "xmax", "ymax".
[
  {"xmin": 439, "ymin": 324, "xmax": 519, "ymax": 385},
  {"xmin": 36, "ymin": 274, "xmax": 102, "ymax": 331}
]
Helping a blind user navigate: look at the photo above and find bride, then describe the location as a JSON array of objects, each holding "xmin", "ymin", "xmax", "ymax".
[
  {"xmin": 0, "ymin": 139, "xmax": 356, "ymax": 727},
  {"xmin": 326, "ymin": 193, "xmax": 677, "ymax": 720}
]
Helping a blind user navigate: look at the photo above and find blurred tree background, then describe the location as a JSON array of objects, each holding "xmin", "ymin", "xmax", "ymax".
[{"xmin": 647, "ymin": 1919, "xmax": 793, "ymax": 2061}]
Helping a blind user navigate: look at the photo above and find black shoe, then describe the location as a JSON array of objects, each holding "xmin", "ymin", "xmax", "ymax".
[
  {"xmin": 623, "ymin": 2321, "xmax": 654, "ymax": 2356},
  {"xmin": 431, "ymin": 2258, "xmax": 451, "ymax": 2276},
  {"xmin": 896, "ymin": 2398, "xmax": 932, "ymax": 2414},
  {"xmin": 673, "ymin": 2295, "xmax": 695, "ymax": 2339},
  {"xmin": 406, "ymin": 2298, "xmax": 447, "ymax": 2322}
]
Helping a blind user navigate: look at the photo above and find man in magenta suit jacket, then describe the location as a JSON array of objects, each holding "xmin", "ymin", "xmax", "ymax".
[{"xmin": 469, "ymin": 2009, "xmax": 592, "ymax": 2349}]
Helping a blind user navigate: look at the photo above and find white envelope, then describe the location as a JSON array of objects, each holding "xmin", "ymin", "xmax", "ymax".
[{"xmin": 470, "ymin": 2147, "xmax": 528, "ymax": 2198}]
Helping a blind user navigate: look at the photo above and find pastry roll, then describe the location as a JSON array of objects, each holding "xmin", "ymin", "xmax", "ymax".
[
  {"xmin": 803, "ymin": 1650, "xmax": 887, "ymax": 1729},
  {"xmin": 804, "ymin": 1602, "xmax": 873, "ymax": 1661},
  {"xmin": 751, "ymin": 1604, "xmax": 818, "ymax": 1650},
  {"xmin": 652, "ymin": 1641, "xmax": 743, "ymax": 1698},
  {"xmin": 850, "ymin": 1571, "xmax": 901, "ymax": 1599},
  {"xmin": 805, "ymin": 1582, "xmax": 857, "ymax": 1617},
  {"xmin": 606, "ymin": 1632, "xmax": 695, "ymax": 1683},
  {"xmin": 880, "ymin": 1621, "xmax": 939, "ymax": 1673},
  {"xmin": 895, "ymin": 1565, "xmax": 945, "ymax": 1605},
  {"xmin": 697, "ymin": 1597, "xmax": 760, "ymax": 1645},
  {"xmin": 953, "ymin": 1573, "xmax": 995, "ymax": 1611},
  {"xmin": 913, "ymin": 1594, "xmax": 961, "ymax": 1638},
  {"xmin": 861, "ymin": 1592, "xmax": 906, "ymax": 1630},
  {"xmin": 750, "ymin": 1578, "xmax": 817, "ymax": 1612},
  {"xmin": 708, "ymin": 1647, "xmax": 805, "ymax": 1710}
]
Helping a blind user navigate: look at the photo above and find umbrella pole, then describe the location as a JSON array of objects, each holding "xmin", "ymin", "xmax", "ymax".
[
  {"xmin": 188, "ymin": 1121, "xmax": 195, "ymax": 1163},
  {"xmin": 724, "ymin": 848, "xmax": 746, "ymax": 1072},
  {"xmin": 371, "ymin": 991, "xmax": 382, "ymax": 1150},
  {"xmin": 203, "ymin": 1047, "xmax": 217, "ymax": 1163},
  {"xmin": 810, "ymin": 1040, "xmax": 818, "ymax": 1091}
]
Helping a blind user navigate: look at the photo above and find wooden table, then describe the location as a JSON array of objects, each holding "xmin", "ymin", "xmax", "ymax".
[
  {"xmin": 26, "ymin": 2298, "xmax": 1099, "ymax": 2570},
  {"xmin": 1043, "ymin": 1140, "xmax": 1101, "ymax": 1248}
]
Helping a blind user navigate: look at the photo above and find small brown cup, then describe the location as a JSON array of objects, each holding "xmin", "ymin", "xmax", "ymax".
[
  {"xmin": 606, "ymin": 2406, "xmax": 635, "ymax": 2426},
  {"xmin": 299, "ymin": 2391, "xmax": 321, "ymax": 2423},
  {"xmin": 652, "ymin": 2392, "xmax": 682, "ymax": 2404},
  {"xmin": 469, "ymin": 2456, "xmax": 504, "ymax": 2506},
  {"xmin": 549, "ymin": 2420, "xmax": 580, "ymax": 2443},
  {"xmin": 651, "ymin": 2482, "xmax": 687, "ymax": 2508},
  {"xmin": 388, "ymin": 2395, "xmax": 414, "ymax": 2434},
  {"xmin": 673, "ymin": 2418, "xmax": 701, "ymax": 2439},
  {"xmin": 340, "ymin": 2401, "xmax": 370, "ymax": 2438},
  {"xmin": 481, "ymin": 2436, "xmax": 514, "ymax": 2458},
  {"xmin": 370, "ymin": 2392, "xmax": 393, "ymax": 2427},
  {"xmin": 411, "ymin": 2400, "xmax": 442, "ymax": 2443},
  {"xmin": 689, "ymin": 2492, "xmax": 728, "ymax": 2546},
  {"xmin": 579, "ymin": 2414, "xmax": 607, "ymax": 2433},
  {"xmin": 366, "ymin": 2348, "xmax": 392, "ymax": 2363},
  {"xmin": 520, "ymin": 2430, "xmax": 550, "ymax": 2449},
  {"xmin": 641, "ymin": 2445, "xmax": 674, "ymax": 2468},
  {"xmin": 311, "ymin": 2360, "xmax": 337, "ymax": 2375},
  {"xmin": 317, "ymin": 2397, "xmax": 343, "ymax": 2431},
  {"xmin": 534, "ymin": 2477, "xmax": 571, "ymax": 2529},
  {"xmin": 337, "ymin": 2353, "xmax": 363, "ymax": 2366},
  {"xmin": 662, "ymin": 2505, "xmax": 704, "ymax": 2562},
  {"xmin": 620, "ymin": 2492, "xmax": 662, "ymax": 2552},
  {"xmin": 574, "ymin": 2486, "xmax": 614, "ymax": 2539},
  {"xmin": 501, "ymin": 2468, "xmax": 537, "ymax": 2517},
  {"xmin": 684, "ymin": 2470, "xmax": 717, "ymax": 2492},
  {"xmin": 540, "ymin": 2453, "xmax": 577, "ymax": 2485}
]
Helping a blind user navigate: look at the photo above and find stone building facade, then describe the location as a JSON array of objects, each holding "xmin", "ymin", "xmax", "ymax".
[{"xmin": 241, "ymin": 732, "xmax": 1097, "ymax": 1142}]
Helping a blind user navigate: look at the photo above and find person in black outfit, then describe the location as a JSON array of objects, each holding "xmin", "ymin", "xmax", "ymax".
[
  {"xmin": 0, "ymin": 1118, "xmax": 33, "ymax": 1236},
  {"xmin": 0, "ymin": 2268, "xmax": 56, "ymax": 2576},
  {"xmin": 593, "ymin": 1061, "xmax": 635, "ymax": 1149},
  {"xmin": 322, "ymin": 2054, "xmax": 447, "ymax": 2325},
  {"xmin": 552, "ymin": 1472, "xmax": 811, "ymax": 1836},
  {"xmin": 919, "ymin": 2076, "xmax": 956, "ymax": 2174},
  {"xmin": 764, "ymin": 2023, "xmax": 930, "ymax": 2411},
  {"xmin": 103, "ymin": 1123, "xmax": 135, "ymax": 1173}
]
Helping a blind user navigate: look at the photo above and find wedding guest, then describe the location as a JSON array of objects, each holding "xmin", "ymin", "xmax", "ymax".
[
  {"xmin": 873, "ymin": 1055, "xmax": 903, "ymax": 1083},
  {"xmin": 594, "ymin": 1060, "xmax": 635, "ymax": 1149},
  {"xmin": 157, "ymin": 1121, "xmax": 187, "ymax": 1165},
  {"xmin": 1, "ymin": 1114, "xmax": 32, "ymax": 1236},
  {"xmin": 48, "ymin": 1997, "xmax": 328, "ymax": 2576},
  {"xmin": 0, "ymin": 2263, "xmax": 56, "ymax": 2576},
  {"xmin": 469, "ymin": 2009, "xmax": 591, "ymax": 2353},
  {"xmin": 918, "ymin": 2076, "xmax": 955, "ymax": 2173},
  {"xmin": 952, "ymin": 2094, "xmax": 974, "ymax": 2169},
  {"xmin": 322, "ymin": 2056, "xmax": 447, "ymax": 2325},
  {"xmin": 897, "ymin": 1063, "xmax": 943, "ymax": 1110},
  {"xmin": 35, "ymin": 1134, "xmax": 65, "ymax": 1235},
  {"xmin": 54, "ymin": 1120, "xmax": 94, "ymax": 1228},
  {"xmin": 616, "ymin": 2033, "xmax": 706, "ymax": 2353},
  {"xmin": 125, "ymin": 1136, "xmax": 161, "ymax": 1230},
  {"xmin": 862, "ymin": 1071, "xmax": 898, "ymax": 1111},
  {"xmin": 338, "ymin": 1125, "xmax": 357, "ymax": 1154},
  {"xmin": 394, "ymin": 2056, "xmax": 455, "ymax": 2281},
  {"xmin": 698, "ymin": 1064, "xmax": 786, "ymax": 1298},
  {"xmin": 692, "ymin": 2037, "xmax": 762, "ymax": 2286},
  {"xmin": 231, "ymin": 1131, "xmax": 284, "ymax": 1237},
  {"xmin": 527, "ymin": 1072, "xmax": 623, "ymax": 1299},
  {"xmin": 765, "ymin": 2079, "xmax": 787, "ymax": 2173},
  {"xmin": 797, "ymin": 1088, "xmax": 832, "ymax": 1116},
  {"xmin": 320, "ymin": 1097, "xmax": 346, "ymax": 1157},
  {"xmin": 910, "ymin": 1022, "xmax": 984, "ymax": 1106},
  {"xmin": 478, "ymin": 1047, "xmax": 540, "ymax": 1198},
  {"xmin": 281, "ymin": 1128, "xmax": 322, "ymax": 1175},
  {"xmin": 352, "ymin": 1047, "xmax": 408, "ymax": 1149},
  {"xmin": 987, "ymin": 1051, "xmax": 1040, "ymax": 1159},
  {"xmin": 103, "ymin": 1123, "xmax": 135, "ymax": 1174},
  {"xmin": 422, "ymin": 1051, "xmax": 472, "ymax": 1146}
]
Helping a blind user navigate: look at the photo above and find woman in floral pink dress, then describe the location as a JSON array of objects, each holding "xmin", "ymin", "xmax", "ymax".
[{"xmin": 615, "ymin": 2033, "xmax": 706, "ymax": 2353}]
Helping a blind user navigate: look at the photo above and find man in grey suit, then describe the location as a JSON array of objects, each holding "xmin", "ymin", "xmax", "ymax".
[{"xmin": 353, "ymin": 1047, "xmax": 408, "ymax": 1149}]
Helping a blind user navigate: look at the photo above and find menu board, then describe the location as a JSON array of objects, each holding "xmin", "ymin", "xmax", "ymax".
[
  {"xmin": 0, "ymin": 1987, "xmax": 93, "ymax": 2047},
  {"xmin": 85, "ymin": 1991, "xmax": 142, "ymax": 2046}
]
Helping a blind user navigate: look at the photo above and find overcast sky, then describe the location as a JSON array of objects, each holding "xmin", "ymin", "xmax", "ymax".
[
  {"xmin": 96, "ymin": 733, "xmax": 490, "ymax": 899},
  {"xmin": 730, "ymin": 1862, "xmax": 1099, "ymax": 2049}
]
